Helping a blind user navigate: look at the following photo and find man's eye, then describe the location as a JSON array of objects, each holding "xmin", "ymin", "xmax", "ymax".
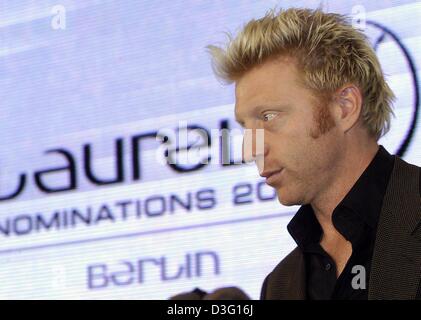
[{"xmin": 263, "ymin": 113, "xmax": 277, "ymax": 121}]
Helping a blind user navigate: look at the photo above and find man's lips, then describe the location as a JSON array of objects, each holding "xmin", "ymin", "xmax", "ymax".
[{"xmin": 260, "ymin": 168, "xmax": 284, "ymax": 185}]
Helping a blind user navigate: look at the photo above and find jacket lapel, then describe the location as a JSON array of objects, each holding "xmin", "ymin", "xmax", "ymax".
[{"xmin": 369, "ymin": 157, "xmax": 421, "ymax": 299}]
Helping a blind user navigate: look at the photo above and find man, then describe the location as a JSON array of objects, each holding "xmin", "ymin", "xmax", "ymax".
[{"xmin": 207, "ymin": 8, "xmax": 421, "ymax": 299}]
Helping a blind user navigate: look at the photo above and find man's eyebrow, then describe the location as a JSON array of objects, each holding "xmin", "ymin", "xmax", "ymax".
[{"xmin": 255, "ymin": 103, "xmax": 290, "ymax": 112}]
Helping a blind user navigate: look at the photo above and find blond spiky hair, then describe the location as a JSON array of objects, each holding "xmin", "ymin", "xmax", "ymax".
[{"xmin": 207, "ymin": 7, "xmax": 395, "ymax": 140}]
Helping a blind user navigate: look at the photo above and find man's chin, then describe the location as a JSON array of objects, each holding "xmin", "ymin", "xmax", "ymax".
[{"xmin": 276, "ymin": 189, "xmax": 299, "ymax": 206}]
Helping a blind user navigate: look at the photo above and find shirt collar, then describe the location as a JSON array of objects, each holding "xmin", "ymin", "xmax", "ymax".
[{"xmin": 287, "ymin": 145, "xmax": 395, "ymax": 250}]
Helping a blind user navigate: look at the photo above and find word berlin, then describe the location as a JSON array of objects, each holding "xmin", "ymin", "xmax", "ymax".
[{"xmin": 1, "ymin": 119, "xmax": 242, "ymax": 202}]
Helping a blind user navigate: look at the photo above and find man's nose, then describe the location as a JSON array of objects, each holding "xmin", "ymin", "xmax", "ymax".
[{"xmin": 242, "ymin": 128, "xmax": 267, "ymax": 163}]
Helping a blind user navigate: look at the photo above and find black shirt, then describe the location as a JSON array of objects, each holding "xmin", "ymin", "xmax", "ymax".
[{"xmin": 287, "ymin": 145, "xmax": 395, "ymax": 300}]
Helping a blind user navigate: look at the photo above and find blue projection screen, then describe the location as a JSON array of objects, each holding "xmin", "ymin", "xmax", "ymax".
[{"xmin": 0, "ymin": 1, "xmax": 420, "ymax": 299}]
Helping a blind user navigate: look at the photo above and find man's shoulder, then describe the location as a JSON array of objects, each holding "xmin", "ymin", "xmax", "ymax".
[
  {"xmin": 392, "ymin": 155, "xmax": 421, "ymax": 197},
  {"xmin": 418, "ymin": 162, "xmax": 421, "ymax": 197},
  {"xmin": 412, "ymin": 160, "xmax": 421, "ymax": 191},
  {"xmin": 260, "ymin": 247, "xmax": 304, "ymax": 299},
  {"xmin": 272, "ymin": 246, "xmax": 303, "ymax": 271},
  {"xmin": 268, "ymin": 246, "xmax": 304, "ymax": 280}
]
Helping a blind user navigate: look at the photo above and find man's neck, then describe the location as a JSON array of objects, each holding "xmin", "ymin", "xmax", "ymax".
[{"xmin": 311, "ymin": 141, "xmax": 380, "ymax": 239}]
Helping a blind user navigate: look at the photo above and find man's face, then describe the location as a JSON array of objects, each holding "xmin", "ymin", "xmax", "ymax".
[{"xmin": 235, "ymin": 56, "xmax": 343, "ymax": 206}]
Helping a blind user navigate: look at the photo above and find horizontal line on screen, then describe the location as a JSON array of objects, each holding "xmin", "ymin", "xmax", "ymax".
[{"xmin": 0, "ymin": 211, "xmax": 295, "ymax": 255}]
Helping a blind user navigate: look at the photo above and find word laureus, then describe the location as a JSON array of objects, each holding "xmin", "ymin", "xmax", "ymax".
[{"xmin": 1, "ymin": 119, "xmax": 245, "ymax": 202}]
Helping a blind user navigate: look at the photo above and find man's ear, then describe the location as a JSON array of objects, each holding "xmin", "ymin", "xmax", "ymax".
[{"xmin": 333, "ymin": 85, "xmax": 363, "ymax": 133}]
